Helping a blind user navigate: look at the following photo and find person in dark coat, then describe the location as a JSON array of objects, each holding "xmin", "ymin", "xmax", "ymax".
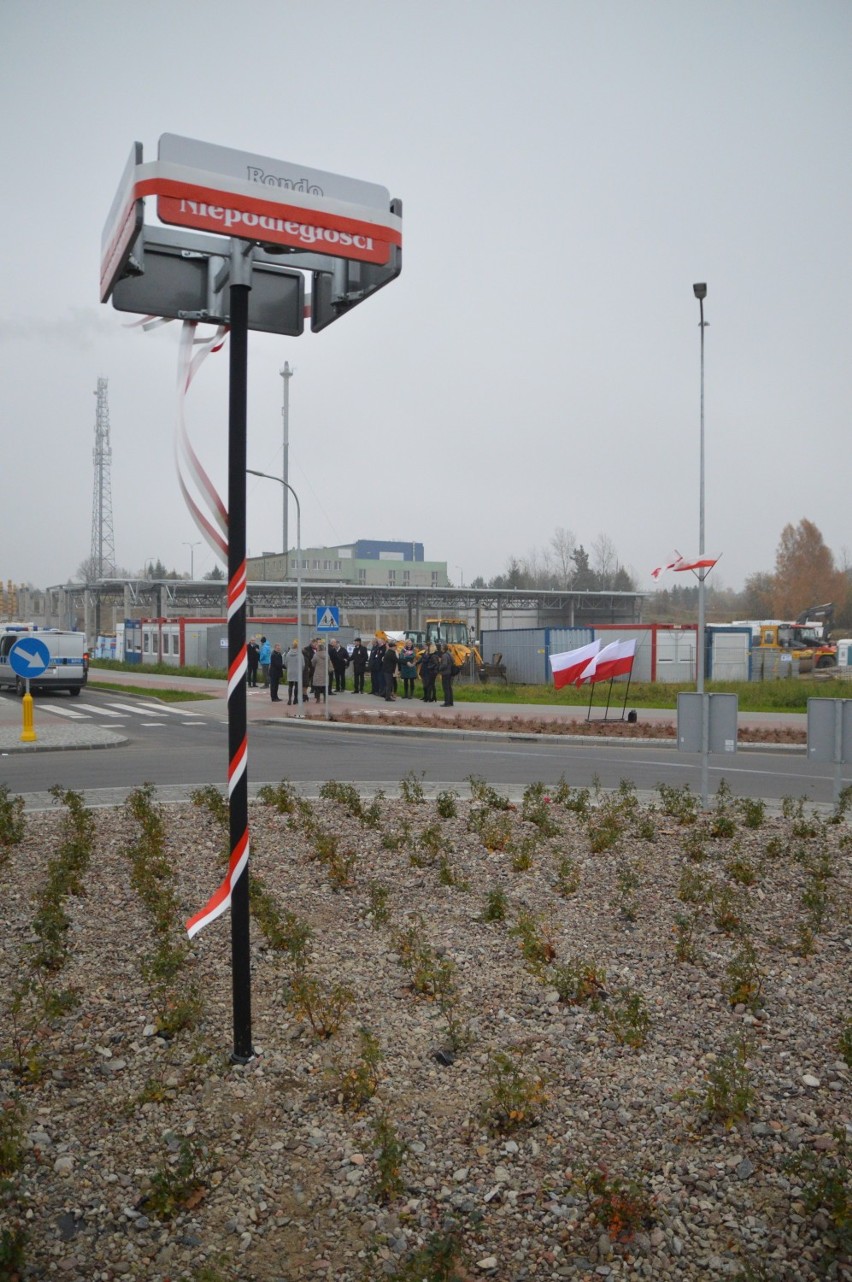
[
  {"xmin": 419, "ymin": 644, "xmax": 439, "ymax": 703},
  {"xmin": 369, "ymin": 640, "xmax": 386, "ymax": 697},
  {"xmin": 269, "ymin": 643, "xmax": 285, "ymax": 702},
  {"xmin": 438, "ymin": 645, "xmax": 455, "ymax": 707},
  {"xmin": 382, "ymin": 641, "xmax": 399, "ymax": 701},
  {"xmin": 350, "ymin": 638, "xmax": 369, "ymax": 694},
  {"xmin": 399, "ymin": 641, "xmax": 418, "ymax": 698},
  {"xmin": 302, "ymin": 639, "xmax": 317, "ymax": 703},
  {"xmin": 329, "ymin": 639, "xmax": 350, "ymax": 692},
  {"xmin": 246, "ymin": 636, "xmax": 260, "ymax": 687}
]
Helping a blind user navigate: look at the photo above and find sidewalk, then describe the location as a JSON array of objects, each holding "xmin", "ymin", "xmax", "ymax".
[{"xmin": 0, "ymin": 669, "xmax": 807, "ymax": 754}]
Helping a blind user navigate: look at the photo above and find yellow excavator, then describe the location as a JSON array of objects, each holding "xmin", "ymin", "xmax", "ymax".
[{"xmin": 376, "ymin": 619, "xmax": 484, "ymax": 675}]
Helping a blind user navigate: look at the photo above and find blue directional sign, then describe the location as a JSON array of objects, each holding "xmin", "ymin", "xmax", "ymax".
[
  {"xmin": 315, "ymin": 605, "xmax": 340, "ymax": 633},
  {"xmin": 9, "ymin": 636, "xmax": 52, "ymax": 679}
]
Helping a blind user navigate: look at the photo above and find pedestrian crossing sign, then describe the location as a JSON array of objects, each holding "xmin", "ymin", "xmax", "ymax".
[{"xmin": 316, "ymin": 605, "xmax": 340, "ymax": 632}]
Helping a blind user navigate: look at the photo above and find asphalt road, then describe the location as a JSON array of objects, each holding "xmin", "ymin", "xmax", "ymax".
[{"xmin": 0, "ymin": 686, "xmax": 837, "ymax": 807}]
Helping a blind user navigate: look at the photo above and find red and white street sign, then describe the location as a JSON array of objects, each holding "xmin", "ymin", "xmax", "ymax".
[{"xmin": 100, "ymin": 136, "xmax": 401, "ymax": 301}]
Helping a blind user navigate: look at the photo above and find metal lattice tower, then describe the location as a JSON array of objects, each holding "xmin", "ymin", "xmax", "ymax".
[{"xmin": 90, "ymin": 378, "xmax": 116, "ymax": 578}]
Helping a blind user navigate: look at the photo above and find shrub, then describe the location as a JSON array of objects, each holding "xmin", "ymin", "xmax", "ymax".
[{"xmin": 480, "ymin": 1050, "xmax": 547, "ymax": 1134}]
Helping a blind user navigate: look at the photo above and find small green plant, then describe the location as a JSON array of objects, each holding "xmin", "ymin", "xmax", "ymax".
[
  {"xmin": 257, "ymin": 778, "xmax": 304, "ymax": 816},
  {"xmin": 678, "ymin": 865, "xmax": 711, "ymax": 904},
  {"xmin": 681, "ymin": 825, "xmax": 708, "ymax": 863},
  {"xmin": 374, "ymin": 1231, "xmax": 467, "ymax": 1282},
  {"xmin": 674, "ymin": 911, "xmax": 702, "ymax": 964},
  {"xmin": 763, "ymin": 835, "xmax": 785, "ymax": 859},
  {"xmin": 381, "ymin": 817, "xmax": 411, "ymax": 851},
  {"xmin": 722, "ymin": 940, "xmax": 764, "ymax": 1010},
  {"xmin": 605, "ymin": 986, "xmax": 651, "ymax": 1047},
  {"xmin": 586, "ymin": 805, "xmax": 623, "ymax": 853},
  {"xmin": 466, "ymin": 774, "xmax": 512, "ymax": 809},
  {"xmin": 438, "ymin": 856, "xmax": 469, "ymax": 890},
  {"xmin": 367, "ymin": 881, "xmax": 391, "ymax": 927},
  {"xmin": 418, "ymin": 823, "xmax": 445, "ymax": 861},
  {"xmin": 481, "ymin": 886, "xmax": 508, "ymax": 922},
  {"xmin": 0, "ymin": 1226, "xmax": 27, "ymax": 1278},
  {"xmin": 703, "ymin": 1035, "xmax": 754, "ymax": 1126},
  {"xmin": 510, "ymin": 833, "xmax": 537, "ymax": 871},
  {"xmin": 285, "ymin": 972, "xmax": 353, "ymax": 1039},
  {"xmin": 614, "ymin": 859, "xmax": 641, "ymax": 921},
  {"xmin": 737, "ymin": 796, "xmax": 766, "ymax": 829},
  {"xmin": 333, "ymin": 1027, "xmax": 383, "ymax": 1110},
  {"xmin": 320, "ymin": 779, "xmax": 365, "ymax": 816},
  {"xmin": 510, "ymin": 909, "xmax": 557, "ymax": 970},
  {"xmin": 371, "ymin": 1111, "xmax": 408, "ymax": 1203},
  {"xmin": 521, "ymin": 782, "xmax": 560, "ymax": 835},
  {"xmin": 712, "ymin": 884, "xmax": 746, "ymax": 935},
  {"xmin": 709, "ymin": 779, "xmax": 737, "ymax": 838},
  {"xmin": 657, "ymin": 781, "xmax": 699, "ymax": 825},
  {"xmin": 550, "ymin": 956, "xmax": 607, "ymax": 1007},
  {"xmin": 0, "ymin": 1097, "xmax": 25, "ymax": 1176},
  {"xmin": 555, "ymin": 853, "xmax": 581, "ymax": 896},
  {"xmin": 435, "ymin": 789, "xmax": 458, "ymax": 819},
  {"xmin": 552, "ymin": 776, "xmax": 591, "ymax": 815},
  {"xmin": 829, "ymin": 782, "xmax": 852, "ymax": 824},
  {"xmin": 250, "ymin": 878, "xmax": 312, "ymax": 963},
  {"xmin": 145, "ymin": 1137, "xmax": 205, "ymax": 1220},
  {"xmin": 725, "ymin": 848, "xmax": 758, "ymax": 886},
  {"xmin": 578, "ymin": 1164, "xmax": 656, "ymax": 1242},
  {"xmin": 786, "ymin": 1129, "xmax": 850, "ymax": 1263},
  {"xmin": 480, "ymin": 1050, "xmax": 547, "ymax": 1134},
  {"xmin": 839, "ymin": 1017, "xmax": 852, "ymax": 1069},
  {"xmin": 399, "ymin": 770, "xmax": 426, "ymax": 804},
  {"xmin": 189, "ymin": 784, "xmax": 229, "ymax": 826},
  {"xmin": 0, "ymin": 784, "xmax": 25, "ymax": 849},
  {"xmin": 470, "ymin": 810, "xmax": 513, "ymax": 852}
]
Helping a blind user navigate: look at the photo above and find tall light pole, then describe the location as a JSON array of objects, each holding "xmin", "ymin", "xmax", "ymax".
[
  {"xmin": 280, "ymin": 362, "xmax": 294, "ymax": 573},
  {"xmin": 247, "ymin": 468, "xmax": 303, "ymax": 708},
  {"xmin": 183, "ymin": 540, "xmax": 200, "ymax": 579},
  {"xmin": 693, "ymin": 282, "xmax": 709, "ymax": 804}
]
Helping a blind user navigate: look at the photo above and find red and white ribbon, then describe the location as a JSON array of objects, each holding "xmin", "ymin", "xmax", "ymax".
[{"xmin": 175, "ymin": 321, "xmax": 229, "ymax": 564}]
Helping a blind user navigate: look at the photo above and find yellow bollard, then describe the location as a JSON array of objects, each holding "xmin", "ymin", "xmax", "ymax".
[{"xmin": 20, "ymin": 690, "xmax": 36, "ymax": 743}]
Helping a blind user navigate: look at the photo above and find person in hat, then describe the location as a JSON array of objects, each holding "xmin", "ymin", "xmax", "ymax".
[{"xmin": 350, "ymin": 637, "xmax": 369, "ymax": 694}]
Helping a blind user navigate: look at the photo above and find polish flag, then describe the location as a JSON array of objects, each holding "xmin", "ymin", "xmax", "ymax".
[
  {"xmin": 549, "ymin": 640, "xmax": 600, "ymax": 689},
  {"xmin": 651, "ymin": 554, "xmax": 682, "ymax": 580},
  {"xmin": 580, "ymin": 638, "xmax": 637, "ymax": 684},
  {"xmin": 673, "ymin": 555, "xmax": 718, "ymax": 573}
]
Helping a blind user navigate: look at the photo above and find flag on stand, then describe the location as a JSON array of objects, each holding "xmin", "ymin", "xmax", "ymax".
[
  {"xmin": 549, "ymin": 640, "xmax": 600, "ymax": 689},
  {"xmin": 580, "ymin": 638, "xmax": 637, "ymax": 684}
]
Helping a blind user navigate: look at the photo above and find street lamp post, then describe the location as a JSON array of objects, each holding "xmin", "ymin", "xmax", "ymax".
[
  {"xmin": 247, "ymin": 468, "xmax": 302, "ymax": 708},
  {"xmin": 693, "ymin": 282, "xmax": 709, "ymax": 805},
  {"xmin": 183, "ymin": 540, "xmax": 200, "ymax": 579},
  {"xmin": 280, "ymin": 362, "xmax": 293, "ymax": 573}
]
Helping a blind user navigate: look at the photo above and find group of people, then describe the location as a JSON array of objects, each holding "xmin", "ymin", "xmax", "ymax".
[{"xmin": 246, "ymin": 634, "xmax": 458, "ymax": 706}]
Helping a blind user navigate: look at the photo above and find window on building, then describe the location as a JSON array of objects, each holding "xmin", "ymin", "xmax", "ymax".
[
  {"xmin": 432, "ymin": 571, "xmax": 439, "ymax": 586},
  {"xmin": 403, "ymin": 569, "xmax": 410, "ymax": 585},
  {"xmin": 358, "ymin": 569, "xmax": 366, "ymax": 584},
  {"xmin": 388, "ymin": 570, "xmax": 396, "ymax": 585}
]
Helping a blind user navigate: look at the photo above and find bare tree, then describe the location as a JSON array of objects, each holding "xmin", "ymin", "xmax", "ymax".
[{"xmin": 549, "ymin": 527, "xmax": 576, "ymax": 589}]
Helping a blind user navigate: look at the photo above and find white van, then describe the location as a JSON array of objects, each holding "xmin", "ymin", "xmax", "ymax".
[{"xmin": 0, "ymin": 626, "xmax": 89, "ymax": 696}]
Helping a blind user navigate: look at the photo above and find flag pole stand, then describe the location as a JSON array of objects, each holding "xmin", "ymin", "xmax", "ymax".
[{"xmin": 586, "ymin": 682, "xmax": 595, "ymax": 722}]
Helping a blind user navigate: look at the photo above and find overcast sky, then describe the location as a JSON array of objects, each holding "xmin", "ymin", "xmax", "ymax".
[{"xmin": 2, "ymin": 1, "xmax": 849, "ymax": 594}]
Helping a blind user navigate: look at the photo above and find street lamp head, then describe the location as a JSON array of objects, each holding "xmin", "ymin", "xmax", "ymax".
[{"xmin": 693, "ymin": 282, "xmax": 707, "ymax": 301}]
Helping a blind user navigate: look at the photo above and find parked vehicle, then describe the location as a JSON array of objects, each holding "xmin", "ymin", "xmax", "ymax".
[{"xmin": 0, "ymin": 625, "xmax": 89, "ymax": 695}]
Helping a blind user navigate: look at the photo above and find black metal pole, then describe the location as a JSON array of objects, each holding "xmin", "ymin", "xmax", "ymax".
[{"xmin": 228, "ymin": 277, "xmax": 253, "ymax": 1063}]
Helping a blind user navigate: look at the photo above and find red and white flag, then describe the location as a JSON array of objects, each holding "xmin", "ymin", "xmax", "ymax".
[
  {"xmin": 673, "ymin": 554, "xmax": 718, "ymax": 573},
  {"xmin": 549, "ymin": 640, "xmax": 600, "ymax": 689},
  {"xmin": 580, "ymin": 638, "xmax": 637, "ymax": 684},
  {"xmin": 652, "ymin": 551, "xmax": 718, "ymax": 578}
]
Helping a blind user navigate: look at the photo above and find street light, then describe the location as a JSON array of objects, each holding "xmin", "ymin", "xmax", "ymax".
[
  {"xmin": 183, "ymin": 540, "xmax": 200, "ymax": 579},
  {"xmin": 693, "ymin": 282, "xmax": 709, "ymax": 804},
  {"xmin": 247, "ymin": 468, "xmax": 303, "ymax": 708}
]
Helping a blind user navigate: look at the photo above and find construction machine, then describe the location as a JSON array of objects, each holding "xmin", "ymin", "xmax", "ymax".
[
  {"xmin": 735, "ymin": 603, "xmax": 837, "ymax": 672},
  {"xmin": 375, "ymin": 619, "xmax": 484, "ymax": 675}
]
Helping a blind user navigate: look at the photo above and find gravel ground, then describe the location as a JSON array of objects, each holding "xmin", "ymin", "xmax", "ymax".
[{"xmin": 1, "ymin": 778, "xmax": 849, "ymax": 1282}]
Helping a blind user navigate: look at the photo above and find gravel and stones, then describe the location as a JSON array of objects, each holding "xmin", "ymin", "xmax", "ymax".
[{"xmin": 1, "ymin": 781, "xmax": 849, "ymax": 1282}]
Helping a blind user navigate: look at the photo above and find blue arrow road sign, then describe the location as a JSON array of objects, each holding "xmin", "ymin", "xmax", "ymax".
[
  {"xmin": 316, "ymin": 605, "xmax": 340, "ymax": 632},
  {"xmin": 9, "ymin": 636, "xmax": 52, "ymax": 679}
]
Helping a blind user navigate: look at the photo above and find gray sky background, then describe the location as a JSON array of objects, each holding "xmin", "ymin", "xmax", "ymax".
[{"xmin": 1, "ymin": 0, "xmax": 849, "ymax": 593}]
